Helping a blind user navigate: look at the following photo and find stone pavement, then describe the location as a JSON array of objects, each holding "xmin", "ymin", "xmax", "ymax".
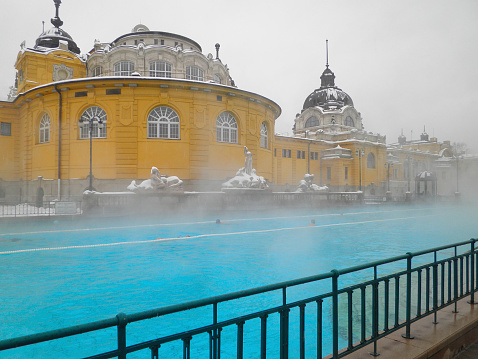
[{"xmin": 335, "ymin": 297, "xmax": 478, "ymax": 359}]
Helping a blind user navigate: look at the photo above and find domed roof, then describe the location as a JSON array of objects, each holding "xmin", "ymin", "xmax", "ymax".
[
  {"xmin": 303, "ymin": 66, "xmax": 354, "ymax": 111},
  {"xmin": 35, "ymin": 26, "xmax": 80, "ymax": 54},
  {"xmin": 34, "ymin": 0, "xmax": 80, "ymax": 54}
]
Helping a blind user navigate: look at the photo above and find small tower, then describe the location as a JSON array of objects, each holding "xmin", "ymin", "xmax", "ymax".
[
  {"xmin": 15, "ymin": 0, "xmax": 85, "ymax": 93},
  {"xmin": 420, "ymin": 126, "xmax": 429, "ymax": 142}
]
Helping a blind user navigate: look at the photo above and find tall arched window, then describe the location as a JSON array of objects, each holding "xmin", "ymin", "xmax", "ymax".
[
  {"xmin": 260, "ymin": 122, "xmax": 268, "ymax": 149},
  {"xmin": 213, "ymin": 74, "xmax": 222, "ymax": 84},
  {"xmin": 149, "ymin": 61, "xmax": 172, "ymax": 78},
  {"xmin": 92, "ymin": 66, "xmax": 103, "ymax": 77},
  {"xmin": 216, "ymin": 112, "xmax": 238, "ymax": 143},
  {"xmin": 147, "ymin": 106, "xmax": 180, "ymax": 139},
  {"xmin": 79, "ymin": 106, "xmax": 107, "ymax": 139},
  {"xmin": 305, "ymin": 116, "xmax": 319, "ymax": 128},
  {"xmin": 39, "ymin": 113, "xmax": 50, "ymax": 143},
  {"xmin": 367, "ymin": 153, "xmax": 376, "ymax": 169},
  {"xmin": 345, "ymin": 116, "xmax": 354, "ymax": 127},
  {"xmin": 114, "ymin": 61, "xmax": 134, "ymax": 76},
  {"xmin": 186, "ymin": 66, "xmax": 204, "ymax": 81}
]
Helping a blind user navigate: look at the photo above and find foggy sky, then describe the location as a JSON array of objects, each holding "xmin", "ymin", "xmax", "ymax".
[{"xmin": 1, "ymin": 0, "xmax": 477, "ymax": 152}]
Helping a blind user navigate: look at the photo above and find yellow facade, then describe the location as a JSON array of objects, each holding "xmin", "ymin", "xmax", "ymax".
[{"xmin": 0, "ymin": 7, "xmax": 459, "ymax": 201}]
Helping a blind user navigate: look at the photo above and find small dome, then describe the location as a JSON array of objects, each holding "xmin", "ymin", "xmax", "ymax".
[
  {"xmin": 35, "ymin": 26, "xmax": 80, "ymax": 54},
  {"xmin": 132, "ymin": 24, "xmax": 150, "ymax": 32},
  {"xmin": 303, "ymin": 87, "xmax": 354, "ymax": 110},
  {"xmin": 34, "ymin": 0, "xmax": 80, "ymax": 54},
  {"xmin": 303, "ymin": 66, "xmax": 354, "ymax": 111}
]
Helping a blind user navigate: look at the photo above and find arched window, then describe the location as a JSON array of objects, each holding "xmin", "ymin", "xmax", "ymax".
[
  {"xmin": 92, "ymin": 66, "xmax": 103, "ymax": 77},
  {"xmin": 39, "ymin": 113, "xmax": 50, "ymax": 143},
  {"xmin": 260, "ymin": 122, "xmax": 268, "ymax": 149},
  {"xmin": 186, "ymin": 66, "xmax": 204, "ymax": 81},
  {"xmin": 367, "ymin": 153, "xmax": 376, "ymax": 169},
  {"xmin": 114, "ymin": 61, "xmax": 134, "ymax": 76},
  {"xmin": 213, "ymin": 74, "xmax": 222, "ymax": 84},
  {"xmin": 305, "ymin": 116, "xmax": 319, "ymax": 128},
  {"xmin": 149, "ymin": 61, "xmax": 172, "ymax": 78},
  {"xmin": 216, "ymin": 112, "xmax": 238, "ymax": 143},
  {"xmin": 79, "ymin": 106, "xmax": 107, "ymax": 139},
  {"xmin": 147, "ymin": 106, "xmax": 180, "ymax": 139},
  {"xmin": 345, "ymin": 116, "xmax": 354, "ymax": 127}
]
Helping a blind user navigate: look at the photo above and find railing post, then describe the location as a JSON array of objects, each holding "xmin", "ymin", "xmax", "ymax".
[
  {"xmin": 469, "ymin": 239, "xmax": 477, "ymax": 305},
  {"xmin": 331, "ymin": 269, "xmax": 339, "ymax": 359},
  {"xmin": 370, "ymin": 266, "xmax": 380, "ymax": 356},
  {"xmin": 279, "ymin": 287, "xmax": 290, "ymax": 359},
  {"xmin": 402, "ymin": 253, "xmax": 414, "ymax": 339},
  {"xmin": 116, "ymin": 312, "xmax": 128, "ymax": 359},
  {"xmin": 433, "ymin": 252, "xmax": 438, "ymax": 324}
]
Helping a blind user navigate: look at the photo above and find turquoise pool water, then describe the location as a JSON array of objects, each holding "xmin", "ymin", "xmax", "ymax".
[{"xmin": 1, "ymin": 203, "xmax": 477, "ymax": 358}]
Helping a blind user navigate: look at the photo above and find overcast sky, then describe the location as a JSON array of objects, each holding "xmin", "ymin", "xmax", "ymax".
[{"xmin": 1, "ymin": 0, "xmax": 477, "ymax": 152}]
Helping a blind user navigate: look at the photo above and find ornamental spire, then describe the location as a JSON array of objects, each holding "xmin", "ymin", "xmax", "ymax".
[
  {"xmin": 51, "ymin": 0, "xmax": 63, "ymax": 28},
  {"xmin": 326, "ymin": 39, "xmax": 329, "ymax": 68}
]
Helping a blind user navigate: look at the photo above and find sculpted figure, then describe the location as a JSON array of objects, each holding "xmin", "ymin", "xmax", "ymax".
[{"xmin": 244, "ymin": 146, "xmax": 253, "ymax": 176}]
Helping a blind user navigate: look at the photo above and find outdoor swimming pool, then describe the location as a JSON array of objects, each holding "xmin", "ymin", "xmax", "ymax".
[{"xmin": 1, "ymin": 203, "xmax": 477, "ymax": 358}]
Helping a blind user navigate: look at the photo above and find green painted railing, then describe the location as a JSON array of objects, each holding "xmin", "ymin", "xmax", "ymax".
[{"xmin": 1, "ymin": 238, "xmax": 477, "ymax": 358}]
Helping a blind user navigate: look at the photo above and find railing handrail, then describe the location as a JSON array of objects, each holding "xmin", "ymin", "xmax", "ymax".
[{"xmin": 0, "ymin": 237, "xmax": 476, "ymax": 355}]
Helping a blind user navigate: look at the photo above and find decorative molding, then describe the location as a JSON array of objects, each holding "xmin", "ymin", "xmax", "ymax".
[{"xmin": 52, "ymin": 64, "xmax": 73, "ymax": 81}]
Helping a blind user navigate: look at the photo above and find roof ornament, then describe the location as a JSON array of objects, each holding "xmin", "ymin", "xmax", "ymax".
[
  {"xmin": 51, "ymin": 0, "xmax": 63, "ymax": 28},
  {"xmin": 215, "ymin": 43, "xmax": 220, "ymax": 60},
  {"xmin": 326, "ymin": 39, "xmax": 329, "ymax": 68}
]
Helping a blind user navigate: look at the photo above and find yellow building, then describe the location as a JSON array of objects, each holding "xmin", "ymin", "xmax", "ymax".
[{"xmin": 0, "ymin": 0, "xmax": 466, "ymax": 203}]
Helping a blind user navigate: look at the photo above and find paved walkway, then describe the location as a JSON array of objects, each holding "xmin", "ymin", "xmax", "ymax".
[{"xmin": 338, "ymin": 297, "xmax": 478, "ymax": 359}]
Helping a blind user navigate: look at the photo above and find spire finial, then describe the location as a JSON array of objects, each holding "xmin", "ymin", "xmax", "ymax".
[
  {"xmin": 51, "ymin": 0, "xmax": 63, "ymax": 28},
  {"xmin": 215, "ymin": 43, "xmax": 220, "ymax": 60},
  {"xmin": 326, "ymin": 39, "xmax": 329, "ymax": 68}
]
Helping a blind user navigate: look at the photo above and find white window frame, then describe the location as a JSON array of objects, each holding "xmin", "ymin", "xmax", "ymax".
[
  {"xmin": 305, "ymin": 116, "xmax": 319, "ymax": 128},
  {"xmin": 39, "ymin": 113, "xmax": 50, "ymax": 143},
  {"xmin": 260, "ymin": 122, "xmax": 268, "ymax": 149},
  {"xmin": 213, "ymin": 74, "xmax": 222, "ymax": 84},
  {"xmin": 114, "ymin": 61, "xmax": 134, "ymax": 76},
  {"xmin": 149, "ymin": 61, "xmax": 172, "ymax": 78},
  {"xmin": 79, "ymin": 106, "xmax": 107, "ymax": 139},
  {"xmin": 216, "ymin": 112, "xmax": 238, "ymax": 144},
  {"xmin": 147, "ymin": 106, "xmax": 180, "ymax": 139},
  {"xmin": 186, "ymin": 66, "xmax": 204, "ymax": 81},
  {"xmin": 92, "ymin": 66, "xmax": 103, "ymax": 77}
]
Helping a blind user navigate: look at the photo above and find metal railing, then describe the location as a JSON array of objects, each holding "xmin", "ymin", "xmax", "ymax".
[
  {"xmin": 1, "ymin": 238, "xmax": 477, "ymax": 358},
  {"xmin": 0, "ymin": 202, "xmax": 82, "ymax": 217}
]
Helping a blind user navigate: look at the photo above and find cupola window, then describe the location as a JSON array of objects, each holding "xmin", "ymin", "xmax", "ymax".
[
  {"xmin": 305, "ymin": 116, "xmax": 319, "ymax": 128},
  {"xmin": 216, "ymin": 112, "xmax": 238, "ymax": 144},
  {"xmin": 186, "ymin": 66, "xmax": 204, "ymax": 81},
  {"xmin": 147, "ymin": 106, "xmax": 180, "ymax": 139},
  {"xmin": 114, "ymin": 61, "xmax": 134, "ymax": 76},
  {"xmin": 345, "ymin": 116, "xmax": 354, "ymax": 127},
  {"xmin": 149, "ymin": 61, "xmax": 172, "ymax": 78},
  {"xmin": 92, "ymin": 66, "xmax": 103, "ymax": 77},
  {"xmin": 213, "ymin": 74, "xmax": 222, "ymax": 84}
]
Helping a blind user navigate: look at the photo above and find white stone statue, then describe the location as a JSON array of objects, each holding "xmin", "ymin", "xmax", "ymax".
[
  {"xmin": 244, "ymin": 146, "xmax": 253, "ymax": 176},
  {"xmin": 222, "ymin": 148, "xmax": 267, "ymax": 190},
  {"xmin": 127, "ymin": 167, "xmax": 183, "ymax": 192},
  {"xmin": 295, "ymin": 174, "xmax": 328, "ymax": 193}
]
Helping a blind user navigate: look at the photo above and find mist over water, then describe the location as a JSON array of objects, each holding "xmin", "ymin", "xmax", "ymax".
[{"xmin": 1, "ymin": 202, "xmax": 477, "ymax": 358}]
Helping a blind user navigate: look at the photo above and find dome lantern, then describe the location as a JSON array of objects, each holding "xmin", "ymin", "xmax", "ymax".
[{"xmin": 34, "ymin": 0, "xmax": 80, "ymax": 54}]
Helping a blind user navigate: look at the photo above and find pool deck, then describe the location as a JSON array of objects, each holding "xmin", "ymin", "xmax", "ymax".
[{"xmin": 333, "ymin": 297, "xmax": 478, "ymax": 359}]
